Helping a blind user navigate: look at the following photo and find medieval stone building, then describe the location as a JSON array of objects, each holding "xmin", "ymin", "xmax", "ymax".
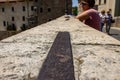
[
  {"xmin": 36, "ymin": 0, "xmax": 72, "ymax": 24},
  {"xmin": 0, "ymin": 0, "xmax": 72, "ymax": 31}
]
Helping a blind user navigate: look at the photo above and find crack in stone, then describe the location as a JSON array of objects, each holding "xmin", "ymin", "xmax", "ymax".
[{"xmin": 73, "ymin": 43, "xmax": 120, "ymax": 46}]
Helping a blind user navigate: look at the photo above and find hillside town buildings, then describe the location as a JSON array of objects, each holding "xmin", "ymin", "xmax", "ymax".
[
  {"xmin": 0, "ymin": 0, "xmax": 72, "ymax": 31},
  {"xmin": 0, "ymin": 0, "xmax": 37, "ymax": 31}
]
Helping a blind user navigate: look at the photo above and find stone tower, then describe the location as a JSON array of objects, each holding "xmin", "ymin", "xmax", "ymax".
[{"xmin": 36, "ymin": 0, "xmax": 72, "ymax": 24}]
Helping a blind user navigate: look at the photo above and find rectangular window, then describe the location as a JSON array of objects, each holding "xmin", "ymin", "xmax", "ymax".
[
  {"xmin": 3, "ymin": 21, "xmax": 6, "ymax": 26},
  {"xmin": 40, "ymin": 8, "xmax": 43, "ymax": 13},
  {"xmin": 12, "ymin": 17, "xmax": 14, "ymax": 21},
  {"xmin": 12, "ymin": 7, "xmax": 14, "ymax": 12},
  {"xmin": 104, "ymin": 0, "xmax": 106, "ymax": 4},
  {"xmin": 99, "ymin": 0, "xmax": 101, "ymax": 5},
  {"xmin": 35, "ymin": 0, "xmax": 38, "ymax": 2},
  {"xmin": 22, "ymin": 16, "xmax": 25, "ymax": 21},
  {"xmin": 48, "ymin": 8, "xmax": 51, "ymax": 12},
  {"xmin": 31, "ymin": 6, "xmax": 34, "ymax": 11},
  {"xmin": 23, "ymin": 6, "xmax": 25, "ymax": 11},
  {"xmin": 2, "ymin": 8, "xmax": 5, "ymax": 12}
]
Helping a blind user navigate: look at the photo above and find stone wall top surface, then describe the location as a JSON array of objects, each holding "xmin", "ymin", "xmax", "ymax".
[{"xmin": 0, "ymin": 16, "xmax": 120, "ymax": 80}]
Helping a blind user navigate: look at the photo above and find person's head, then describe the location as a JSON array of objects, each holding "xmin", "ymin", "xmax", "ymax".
[
  {"xmin": 109, "ymin": 9, "xmax": 112, "ymax": 12},
  {"xmin": 107, "ymin": 11, "xmax": 111, "ymax": 15},
  {"xmin": 107, "ymin": 11, "xmax": 110, "ymax": 14},
  {"xmin": 101, "ymin": 10, "xmax": 105, "ymax": 14},
  {"xmin": 80, "ymin": 0, "xmax": 95, "ymax": 11}
]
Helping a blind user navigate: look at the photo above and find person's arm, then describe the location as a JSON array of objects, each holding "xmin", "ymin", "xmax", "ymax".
[{"xmin": 76, "ymin": 11, "xmax": 90, "ymax": 21}]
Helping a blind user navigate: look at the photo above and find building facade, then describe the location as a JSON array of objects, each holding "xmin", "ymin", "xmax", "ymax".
[
  {"xmin": 36, "ymin": 0, "xmax": 72, "ymax": 24},
  {"xmin": 95, "ymin": 0, "xmax": 113, "ymax": 14},
  {"xmin": 0, "ymin": 0, "xmax": 36, "ymax": 31},
  {"xmin": 78, "ymin": 0, "xmax": 120, "ymax": 17},
  {"xmin": 0, "ymin": 0, "xmax": 72, "ymax": 31},
  {"xmin": 95, "ymin": 0, "xmax": 120, "ymax": 17}
]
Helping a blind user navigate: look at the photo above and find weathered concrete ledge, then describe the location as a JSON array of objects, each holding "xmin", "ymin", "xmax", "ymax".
[{"xmin": 0, "ymin": 16, "xmax": 120, "ymax": 80}]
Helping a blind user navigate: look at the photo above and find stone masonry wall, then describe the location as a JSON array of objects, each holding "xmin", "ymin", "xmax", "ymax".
[
  {"xmin": 0, "ymin": 16, "xmax": 120, "ymax": 80},
  {"xmin": 37, "ymin": 0, "xmax": 72, "ymax": 24}
]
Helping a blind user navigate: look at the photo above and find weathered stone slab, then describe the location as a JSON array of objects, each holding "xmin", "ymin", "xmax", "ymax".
[
  {"xmin": 37, "ymin": 32, "xmax": 75, "ymax": 80},
  {"xmin": 0, "ymin": 16, "xmax": 120, "ymax": 80},
  {"xmin": 0, "ymin": 43, "xmax": 51, "ymax": 80},
  {"xmin": 1, "ymin": 31, "xmax": 57, "ymax": 43},
  {"xmin": 73, "ymin": 45, "xmax": 120, "ymax": 80},
  {"xmin": 2, "ymin": 16, "xmax": 120, "ymax": 45}
]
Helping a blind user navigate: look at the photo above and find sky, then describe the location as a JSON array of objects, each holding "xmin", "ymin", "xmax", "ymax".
[{"xmin": 72, "ymin": 0, "xmax": 78, "ymax": 7}]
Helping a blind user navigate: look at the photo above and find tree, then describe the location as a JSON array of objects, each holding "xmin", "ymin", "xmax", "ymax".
[{"xmin": 72, "ymin": 6, "xmax": 78, "ymax": 16}]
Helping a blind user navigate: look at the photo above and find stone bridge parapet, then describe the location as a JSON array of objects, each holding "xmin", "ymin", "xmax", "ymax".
[{"xmin": 0, "ymin": 16, "xmax": 120, "ymax": 80}]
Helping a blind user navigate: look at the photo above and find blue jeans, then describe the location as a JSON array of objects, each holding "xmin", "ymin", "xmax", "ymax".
[
  {"xmin": 106, "ymin": 20, "xmax": 111, "ymax": 34},
  {"xmin": 100, "ymin": 22, "xmax": 104, "ymax": 32}
]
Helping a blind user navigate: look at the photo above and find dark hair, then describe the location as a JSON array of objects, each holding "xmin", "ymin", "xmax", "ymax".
[
  {"xmin": 81, "ymin": 0, "xmax": 95, "ymax": 8},
  {"xmin": 101, "ymin": 10, "xmax": 105, "ymax": 14}
]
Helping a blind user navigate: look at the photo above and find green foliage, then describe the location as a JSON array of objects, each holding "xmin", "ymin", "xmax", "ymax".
[
  {"xmin": 20, "ymin": 24, "xmax": 28, "ymax": 31},
  {"xmin": 72, "ymin": 6, "xmax": 78, "ymax": 16},
  {"xmin": 7, "ymin": 24, "xmax": 16, "ymax": 31}
]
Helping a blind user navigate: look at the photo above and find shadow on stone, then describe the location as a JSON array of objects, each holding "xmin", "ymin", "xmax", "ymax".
[
  {"xmin": 109, "ymin": 33, "xmax": 119, "ymax": 35},
  {"xmin": 37, "ymin": 32, "xmax": 75, "ymax": 80}
]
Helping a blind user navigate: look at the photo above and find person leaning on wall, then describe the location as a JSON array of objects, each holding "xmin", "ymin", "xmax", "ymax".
[{"xmin": 76, "ymin": 0, "xmax": 101, "ymax": 31}]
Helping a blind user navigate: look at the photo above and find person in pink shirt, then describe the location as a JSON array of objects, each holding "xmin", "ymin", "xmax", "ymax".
[{"xmin": 76, "ymin": 0, "xmax": 101, "ymax": 31}]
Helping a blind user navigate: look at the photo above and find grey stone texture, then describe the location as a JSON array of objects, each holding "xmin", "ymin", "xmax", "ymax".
[
  {"xmin": 36, "ymin": 0, "xmax": 72, "ymax": 24},
  {"xmin": 0, "ymin": 16, "xmax": 120, "ymax": 80}
]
